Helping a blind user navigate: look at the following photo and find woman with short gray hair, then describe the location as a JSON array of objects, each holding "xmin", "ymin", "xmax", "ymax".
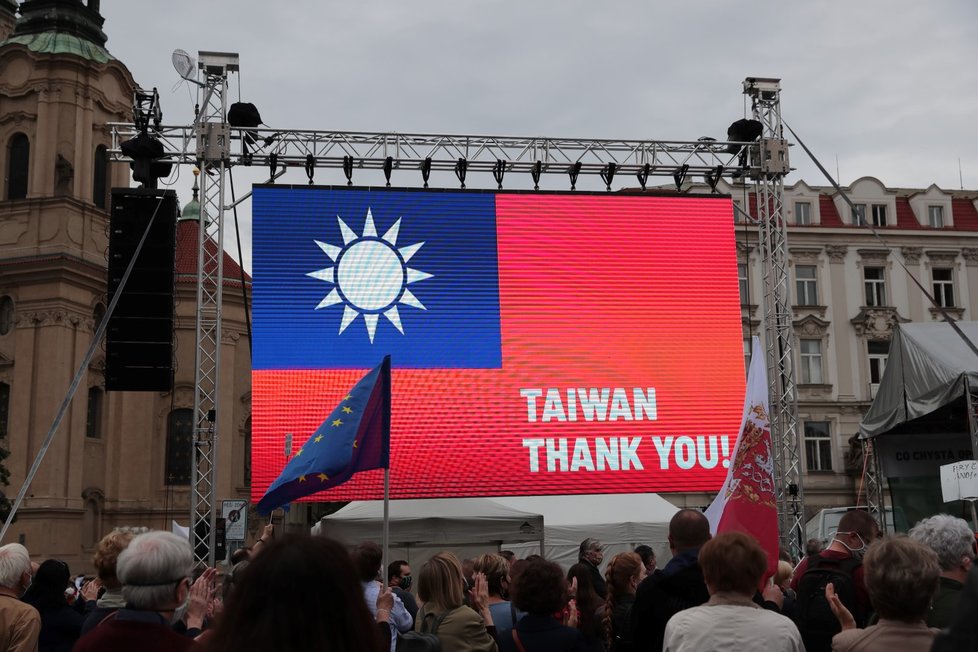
[{"xmin": 908, "ymin": 513, "xmax": 975, "ymax": 627}]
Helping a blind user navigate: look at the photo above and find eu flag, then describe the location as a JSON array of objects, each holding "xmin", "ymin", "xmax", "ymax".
[{"xmin": 255, "ymin": 356, "xmax": 391, "ymax": 514}]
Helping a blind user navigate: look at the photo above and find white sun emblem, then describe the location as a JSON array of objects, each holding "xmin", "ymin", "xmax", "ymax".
[{"xmin": 306, "ymin": 208, "xmax": 433, "ymax": 343}]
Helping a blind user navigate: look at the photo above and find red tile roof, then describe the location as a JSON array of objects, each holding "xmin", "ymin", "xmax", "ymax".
[
  {"xmin": 174, "ymin": 220, "xmax": 251, "ymax": 288},
  {"xmin": 894, "ymin": 198, "xmax": 925, "ymax": 230},
  {"xmin": 818, "ymin": 195, "xmax": 844, "ymax": 227},
  {"xmin": 952, "ymin": 199, "xmax": 978, "ymax": 231}
]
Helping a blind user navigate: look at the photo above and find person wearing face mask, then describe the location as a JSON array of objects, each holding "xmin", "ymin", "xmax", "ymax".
[
  {"xmin": 578, "ymin": 538, "xmax": 607, "ymax": 600},
  {"xmin": 0, "ymin": 543, "xmax": 41, "ymax": 652},
  {"xmin": 73, "ymin": 531, "xmax": 205, "ymax": 652},
  {"xmin": 789, "ymin": 509, "xmax": 879, "ymax": 652},
  {"xmin": 386, "ymin": 560, "xmax": 417, "ymax": 623}
]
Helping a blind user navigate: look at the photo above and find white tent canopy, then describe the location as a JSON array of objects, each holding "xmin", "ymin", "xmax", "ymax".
[
  {"xmin": 314, "ymin": 497, "xmax": 544, "ymax": 568},
  {"xmin": 492, "ymin": 493, "xmax": 679, "ymax": 570},
  {"xmin": 860, "ymin": 321, "xmax": 978, "ymax": 439},
  {"xmin": 314, "ymin": 493, "xmax": 679, "ymax": 572}
]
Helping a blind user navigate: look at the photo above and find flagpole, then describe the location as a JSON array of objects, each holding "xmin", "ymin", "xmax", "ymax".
[
  {"xmin": 383, "ymin": 467, "xmax": 390, "ymax": 583},
  {"xmin": 382, "ymin": 355, "xmax": 392, "ymax": 584}
]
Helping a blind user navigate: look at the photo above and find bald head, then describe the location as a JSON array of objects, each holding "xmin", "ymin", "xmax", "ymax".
[{"xmin": 669, "ymin": 509, "xmax": 711, "ymax": 551}]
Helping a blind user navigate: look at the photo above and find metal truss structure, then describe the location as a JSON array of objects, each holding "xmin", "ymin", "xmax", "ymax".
[
  {"xmin": 110, "ymin": 70, "xmax": 800, "ymax": 566},
  {"xmin": 745, "ymin": 78, "xmax": 805, "ymax": 558}
]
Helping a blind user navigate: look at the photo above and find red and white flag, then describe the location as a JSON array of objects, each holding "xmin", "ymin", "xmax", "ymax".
[{"xmin": 704, "ymin": 335, "xmax": 779, "ymax": 582}]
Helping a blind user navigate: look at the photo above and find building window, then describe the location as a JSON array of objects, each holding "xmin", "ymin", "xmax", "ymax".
[
  {"xmin": 928, "ymin": 205, "xmax": 944, "ymax": 228},
  {"xmin": 795, "ymin": 201, "xmax": 812, "ymax": 225},
  {"xmin": 804, "ymin": 421, "xmax": 833, "ymax": 471},
  {"xmin": 871, "ymin": 204, "xmax": 887, "ymax": 227},
  {"xmin": 244, "ymin": 417, "xmax": 252, "ymax": 487},
  {"xmin": 0, "ymin": 382, "xmax": 8, "ymax": 440},
  {"xmin": 868, "ymin": 340, "xmax": 889, "ymax": 398},
  {"xmin": 933, "ymin": 268, "xmax": 955, "ymax": 307},
  {"xmin": 86, "ymin": 388, "xmax": 103, "ymax": 439},
  {"xmin": 864, "ymin": 266, "xmax": 886, "ymax": 306},
  {"xmin": 0, "ymin": 296, "xmax": 13, "ymax": 336},
  {"xmin": 732, "ymin": 201, "xmax": 745, "ymax": 224},
  {"xmin": 795, "ymin": 265, "xmax": 818, "ymax": 306},
  {"xmin": 799, "ymin": 339, "xmax": 823, "ymax": 384},
  {"xmin": 93, "ymin": 145, "xmax": 108, "ymax": 209},
  {"xmin": 165, "ymin": 408, "xmax": 194, "ymax": 485},
  {"xmin": 738, "ymin": 263, "xmax": 749, "ymax": 304},
  {"xmin": 852, "ymin": 203, "xmax": 867, "ymax": 226},
  {"xmin": 6, "ymin": 133, "xmax": 29, "ymax": 200}
]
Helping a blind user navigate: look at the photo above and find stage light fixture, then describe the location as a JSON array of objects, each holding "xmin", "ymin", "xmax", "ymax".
[
  {"xmin": 673, "ymin": 164, "xmax": 689, "ymax": 192},
  {"xmin": 455, "ymin": 158, "xmax": 467, "ymax": 189},
  {"xmin": 568, "ymin": 161, "xmax": 582, "ymax": 190},
  {"xmin": 421, "ymin": 157, "xmax": 432, "ymax": 188},
  {"xmin": 268, "ymin": 153, "xmax": 278, "ymax": 181},
  {"xmin": 600, "ymin": 162, "xmax": 617, "ymax": 191},
  {"xmin": 342, "ymin": 156, "xmax": 354, "ymax": 186},
  {"xmin": 304, "ymin": 154, "xmax": 315, "ymax": 185},
  {"xmin": 531, "ymin": 161, "xmax": 542, "ymax": 191},
  {"xmin": 636, "ymin": 163, "xmax": 650, "ymax": 191},
  {"xmin": 120, "ymin": 132, "xmax": 171, "ymax": 190},
  {"xmin": 704, "ymin": 165, "xmax": 724, "ymax": 193},
  {"xmin": 493, "ymin": 159, "xmax": 506, "ymax": 190},
  {"xmin": 384, "ymin": 156, "xmax": 394, "ymax": 187}
]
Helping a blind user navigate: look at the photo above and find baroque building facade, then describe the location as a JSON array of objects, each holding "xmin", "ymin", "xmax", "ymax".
[
  {"xmin": 0, "ymin": 0, "xmax": 253, "ymax": 571},
  {"xmin": 721, "ymin": 175, "xmax": 978, "ymax": 520}
]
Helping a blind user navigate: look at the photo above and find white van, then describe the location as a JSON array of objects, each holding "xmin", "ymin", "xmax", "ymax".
[{"xmin": 804, "ymin": 506, "xmax": 907, "ymax": 546}]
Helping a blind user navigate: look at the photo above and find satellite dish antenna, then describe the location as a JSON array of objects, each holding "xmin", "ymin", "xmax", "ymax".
[{"xmin": 171, "ymin": 49, "xmax": 197, "ymax": 82}]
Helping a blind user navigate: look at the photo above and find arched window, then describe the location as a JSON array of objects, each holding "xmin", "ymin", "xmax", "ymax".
[
  {"xmin": 0, "ymin": 382, "xmax": 9, "ymax": 440},
  {"xmin": 86, "ymin": 388, "xmax": 103, "ymax": 439},
  {"xmin": 93, "ymin": 145, "xmax": 108, "ymax": 209},
  {"xmin": 243, "ymin": 417, "xmax": 251, "ymax": 487},
  {"xmin": 0, "ymin": 296, "xmax": 13, "ymax": 336},
  {"xmin": 7, "ymin": 133, "xmax": 29, "ymax": 200},
  {"xmin": 165, "ymin": 408, "xmax": 193, "ymax": 485}
]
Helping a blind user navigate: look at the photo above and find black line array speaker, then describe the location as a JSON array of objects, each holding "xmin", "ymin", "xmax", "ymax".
[{"xmin": 106, "ymin": 188, "xmax": 178, "ymax": 391}]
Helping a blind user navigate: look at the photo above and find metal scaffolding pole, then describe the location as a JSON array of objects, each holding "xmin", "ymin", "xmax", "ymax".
[
  {"xmin": 746, "ymin": 78, "xmax": 804, "ymax": 558},
  {"xmin": 188, "ymin": 52, "xmax": 236, "ymax": 569}
]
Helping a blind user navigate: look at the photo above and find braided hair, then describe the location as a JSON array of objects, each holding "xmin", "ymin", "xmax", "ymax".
[{"xmin": 602, "ymin": 552, "xmax": 644, "ymax": 650}]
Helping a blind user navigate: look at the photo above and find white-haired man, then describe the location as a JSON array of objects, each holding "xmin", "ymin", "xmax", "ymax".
[
  {"xmin": 0, "ymin": 543, "xmax": 40, "ymax": 652},
  {"xmin": 74, "ymin": 531, "xmax": 203, "ymax": 652},
  {"xmin": 909, "ymin": 513, "xmax": 976, "ymax": 628}
]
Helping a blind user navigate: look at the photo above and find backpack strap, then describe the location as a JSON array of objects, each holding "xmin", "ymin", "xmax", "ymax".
[{"xmin": 422, "ymin": 607, "xmax": 457, "ymax": 635}]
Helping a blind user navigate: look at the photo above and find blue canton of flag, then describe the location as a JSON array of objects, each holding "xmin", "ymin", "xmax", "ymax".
[
  {"xmin": 256, "ymin": 356, "xmax": 391, "ymax": 514},
  {"xmin": 252, "ymin": 186, "xmax": 502, "ymax": 370}
]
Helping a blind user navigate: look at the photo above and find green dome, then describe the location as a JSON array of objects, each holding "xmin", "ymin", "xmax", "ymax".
[{"xmin": 179, "ymin": 177, "xmax": 200, "ymax": 222}]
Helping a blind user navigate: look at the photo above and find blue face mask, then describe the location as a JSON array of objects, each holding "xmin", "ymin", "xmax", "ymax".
[{"xmin": 399, "ymin": 575, "xmax": 412, "ymax": 591}]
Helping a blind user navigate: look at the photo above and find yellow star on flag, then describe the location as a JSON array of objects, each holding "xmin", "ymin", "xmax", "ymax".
[
  {"xmin": 332, "ymin": 419, "xmax": 343, "ymax": 427},
  {"xmin": 343, "ymin": 394, "xmax": 352, "ymax": 401},
  {"xmin": 298, "ymin": 475, "xmax": 307, "ymax": 482},
  {"xmin": 353, "ymin": 440, "xmax": 358, "ymax": 449},
  {"xmin": 342, "ymin": 406, "xmax": 353, "ymax": 414},
  {"xmin": 294, "ymin": 448, "xmax": 303, "ymax": 457},
  {"xmin": 318, "ymin": 473, "xmax": 328, "ymax": 482},
  {"xmin": 314, "ymin": 435, "xmax": 323, "ymax": 443}
]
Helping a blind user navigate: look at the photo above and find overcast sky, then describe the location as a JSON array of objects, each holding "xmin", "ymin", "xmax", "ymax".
[{"xmin": 99, "ymin": 0, "xmax": 977, "ymax": 270}]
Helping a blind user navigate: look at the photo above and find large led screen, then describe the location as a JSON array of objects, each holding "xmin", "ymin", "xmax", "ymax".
[{"xmin": 252, "ymin": 186, "xmax": 745, "ymax": 502}]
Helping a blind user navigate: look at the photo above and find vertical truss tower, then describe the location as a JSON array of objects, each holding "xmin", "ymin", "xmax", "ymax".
[
  {"xmin": 189, "ymin": 52, "xmax": 237, "ymax": 569},
  {"xmin": 746, "ymin": 78, "xmax": 805, "ymax": 557}
]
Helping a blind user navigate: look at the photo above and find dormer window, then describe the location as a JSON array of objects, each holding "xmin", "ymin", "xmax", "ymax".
[
  {"xmin": 928, "ymin": 205, "xmax": 944, "ymax": 228},
  {"xmin": 871, "ymin": 204, "xmax": 887, "ymax": 227}
]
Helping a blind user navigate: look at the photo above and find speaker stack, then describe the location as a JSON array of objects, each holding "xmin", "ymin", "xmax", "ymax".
[{"xmin": 105, "ymin": 188, "xmax": 177, "ymax": 391}]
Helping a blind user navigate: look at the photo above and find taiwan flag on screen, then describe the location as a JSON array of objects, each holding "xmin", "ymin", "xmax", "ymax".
[{"xmin": 252, "ymin": 186, "xmax": 746, "ymax": 502}]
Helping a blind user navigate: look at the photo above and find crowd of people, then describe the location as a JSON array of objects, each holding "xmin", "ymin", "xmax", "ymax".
[{"xmin": 0, "ymin": 508, "xmax": 976, "ymax": 651}]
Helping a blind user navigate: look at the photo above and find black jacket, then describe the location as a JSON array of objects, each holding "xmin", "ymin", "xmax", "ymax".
[{"xmin": 629, "ymin": 551, "xmax": 709, "ymax": 652}]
